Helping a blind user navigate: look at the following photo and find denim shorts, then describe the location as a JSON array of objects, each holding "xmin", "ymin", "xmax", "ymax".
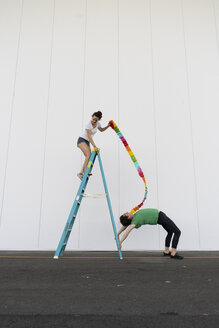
[{"xmin": 77, "ymin": 137, "xmax": 90, "ymax": 147}]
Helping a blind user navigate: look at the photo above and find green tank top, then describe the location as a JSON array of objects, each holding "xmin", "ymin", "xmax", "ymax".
[{"xmin": 132, "ymin": 209, "xmax": 159, "ymax": 228}]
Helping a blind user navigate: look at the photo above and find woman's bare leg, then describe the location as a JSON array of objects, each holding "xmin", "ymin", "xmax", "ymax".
[{"xmin": 78, "ymin": 142, "xmax": 91, "ymax": 174}]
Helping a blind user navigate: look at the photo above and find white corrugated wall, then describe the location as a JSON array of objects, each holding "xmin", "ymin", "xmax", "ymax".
[{"xmin": 0, "ymin": 0, "xmax": 219, "ymax": 251}]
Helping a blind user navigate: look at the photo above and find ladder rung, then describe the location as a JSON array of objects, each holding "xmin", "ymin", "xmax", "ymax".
[
  {"xmin": 77, "ymin": 201, "xmax": 81, "ymax": 205},
  {"xmin": 68, "ymin": 229, "xmax": 71, "ymax": 232},
  {"xmin": 62, "ymin": 243, "xmax": 67, "ymax": 246}
]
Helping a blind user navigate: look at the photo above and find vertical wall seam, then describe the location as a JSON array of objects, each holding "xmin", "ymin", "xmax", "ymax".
[
  {"xmin": 37, "ymin": 0, "xmax": 56, "ymax": 249},
  {"xmin": 117, "ymin": 0, "xmax": 120, "ymax": 220},
  {"xmin": 180, "ymin": 0, "xmax": 201, "ymax": 248},
  {"xmin": 78, "ymin": 0, "xmax": 88, "ymax": 250},
  {"xmin": 0, "ymin": 0, "xmax": 24, "ymax": 228},
  {"xmin": 211, "ymin": 0, "xmax": 219, "ymax": 57},
  {"xmin": 149, "ymin": 0, "xmax": 160, "ymax": 249}
]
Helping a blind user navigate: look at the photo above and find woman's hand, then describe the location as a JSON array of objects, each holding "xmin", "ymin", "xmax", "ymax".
[{"xmin": 93, "ymin": 146, "xmax": 99, "ymax": 152}]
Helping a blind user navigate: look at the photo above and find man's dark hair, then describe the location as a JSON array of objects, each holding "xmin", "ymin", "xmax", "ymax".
[{"xmin": 120, "ymin": 214, "xmax": 131, "ymax": 227}]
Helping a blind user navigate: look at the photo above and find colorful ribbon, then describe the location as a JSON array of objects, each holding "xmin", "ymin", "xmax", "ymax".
[{"xmin": 109, "ymin": 120, "xmax": 148, "ymax": 214}]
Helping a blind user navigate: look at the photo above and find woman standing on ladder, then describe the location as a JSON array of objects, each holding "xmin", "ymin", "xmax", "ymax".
[{"xmin": 77, "ymin": 111, "xmax": 110, "ymax": 180}]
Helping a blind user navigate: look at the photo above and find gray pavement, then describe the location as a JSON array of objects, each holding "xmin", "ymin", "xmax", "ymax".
[{"xmin": 0, "ymin": 251, "xmax": 219, "ymax": 327}]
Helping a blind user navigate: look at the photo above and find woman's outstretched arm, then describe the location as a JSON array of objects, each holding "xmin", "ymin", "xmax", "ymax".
[
  {"xmin": 98, "ymin": 123, "xmax": 110, "ymax": 132},
  {"xmin": 119, "ymin": 224, "xmax": 136, "ymax": 248},
  {"xmin": 117, "ymin": 225, "xmax": 127, "ymax": 237}
]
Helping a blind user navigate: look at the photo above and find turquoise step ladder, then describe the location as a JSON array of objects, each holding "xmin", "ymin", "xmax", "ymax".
[{"xmin": 54, "ymin": 150, "xmax": 123, "ymax": 259}]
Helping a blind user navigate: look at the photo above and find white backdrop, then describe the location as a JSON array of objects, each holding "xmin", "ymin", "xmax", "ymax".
[{"xmin": 0, "ymin": 0, "xmax": 219, "ymax": 251}]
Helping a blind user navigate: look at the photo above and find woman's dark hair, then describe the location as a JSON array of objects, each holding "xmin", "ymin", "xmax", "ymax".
[
  {"xmin": 92, "ymin": 111, "xmax": 102, "ymax": 120},
  {"xmin": 120, "ymin": 214, "xmax": 131, "ymax": 227}
]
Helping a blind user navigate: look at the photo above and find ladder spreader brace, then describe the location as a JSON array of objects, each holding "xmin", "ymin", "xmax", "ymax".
[{"xmin": 54, "ymin": 150, "xmax": 123, "ymax": 259}]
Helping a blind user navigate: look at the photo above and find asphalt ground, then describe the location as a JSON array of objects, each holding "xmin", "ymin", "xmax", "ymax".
[{"xmin": 0, "ymin": 251, "xmax": 219, "ymax": 327}]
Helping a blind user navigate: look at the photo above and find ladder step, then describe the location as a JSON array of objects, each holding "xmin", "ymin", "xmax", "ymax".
[{"xmin": 68, "ymin": 229, "xmax": 71, "ymax": 232}]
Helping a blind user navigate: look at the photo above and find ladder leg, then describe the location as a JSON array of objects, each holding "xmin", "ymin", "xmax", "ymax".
[
  {"xmin": 54, "ymin": 151, "xmax": 97, "ymax": 259},
  {"xmin": 97, "ymin": 152, "xmax": 123, "ymax": 260}
]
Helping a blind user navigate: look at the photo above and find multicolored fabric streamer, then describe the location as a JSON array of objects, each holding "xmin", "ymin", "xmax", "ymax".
[{"xmin": 109, "ymin": 120, "xmax": 148, "ymax": 214}]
